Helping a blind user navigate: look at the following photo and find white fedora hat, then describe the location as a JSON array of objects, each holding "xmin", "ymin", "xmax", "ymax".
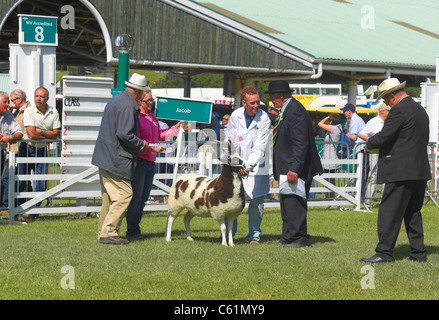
[
  {"xmin": 376, "ymin": 78, "xmax": 406, "ymax": 101},
  {"xmin": 125, "ymin": 73, "xmax": 148, "ymax": 91}
]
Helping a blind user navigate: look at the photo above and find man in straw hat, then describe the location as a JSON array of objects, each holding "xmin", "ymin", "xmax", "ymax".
[
  {"xmin": 92, "ymin": 73, "xmax": 150, "ymax": 244},
  {"xmin": 268, "ymin": 80, "xmax": 323, "ymax": 248},
  {"xmin": 360, "ymin": 78, "xmax": 431, "ymax": 263}
]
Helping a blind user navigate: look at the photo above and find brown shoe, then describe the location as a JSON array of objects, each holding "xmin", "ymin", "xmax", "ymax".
[
  {"xmin": 249, "ymin": 239, "xmax": 260, "ymax": 245},
  {"xmin": 99, "ymin": 236, "xmax": 129, "ymax": 245}
]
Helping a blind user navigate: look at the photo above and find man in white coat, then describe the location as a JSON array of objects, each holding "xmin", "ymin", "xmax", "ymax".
[{"xmin": 224, "ymin": 86, "xmax": 271, "ymax": 244}]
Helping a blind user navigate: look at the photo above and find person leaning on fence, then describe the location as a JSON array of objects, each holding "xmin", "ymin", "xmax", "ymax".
[
  {"xmin": 4, "ymin": 89, "xmax": 29, "ymax": 209},
  {"xmin": 9, "ymin": 90, "xmax": 30, "ymax": 211},
  {"xmin": 18, "ymin": 87, "xmax": 61, "ymax": 221},
  {"xmin": 317, "ymin": 113, "xmax": 342, "ymax": 199},
  {"xmin": 360, "ymin": 78, "xmax": 431, "ymax": 263},
  {"xmin": 341, "ymin": 103, "xmax": 368, "ymax": 199},
  {"xmin": 358, "ymin": 103, "xmax": 390, "ymax": 208},
  {"xmin": 0, "ymin": 92, "xmax": 23, "ymax": 212},
  {"xmin": 125, "ymin": 88, "xmax": 185, "ymax": 241},
  {"xmin": 92, "ymin": 73, "xmax": 150, "ymax": 245}
]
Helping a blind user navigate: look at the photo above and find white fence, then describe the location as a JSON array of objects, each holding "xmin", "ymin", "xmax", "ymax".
[{"xmin": 1, "ymin": 138, "xmax": 376, "ymax": 224}]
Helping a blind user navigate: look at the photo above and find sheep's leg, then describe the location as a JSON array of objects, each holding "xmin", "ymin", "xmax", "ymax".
[
  {"xmin": 219, "ymin": 219, "xmax": 228, "ymax": 246},
  {"xmin": 165, "ymin": 210, "xmax": 176, "ymax": 242},
  {"xmin": 227, "ymin": 217, "xmax": 235, "ymax": 247},
  {"xmin": 184, "ymin": 212, "xmax": 195, "ymax": 241}
]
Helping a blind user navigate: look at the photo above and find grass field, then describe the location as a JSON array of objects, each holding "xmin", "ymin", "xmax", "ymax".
[{"xmin": 1, "ymin": 204, "xmax": 439, "ymax": 300}]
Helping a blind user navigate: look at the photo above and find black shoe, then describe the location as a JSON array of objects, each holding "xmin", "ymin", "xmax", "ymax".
[
  {"xmin": 404, "ymin": 255, "xmax": 427, "ymax": 262},
  {"xmin": 360, "ymin": 254, "xmax": 394, "ymax": 263},
  {"xmin": 283, "ymin": 238, "xmax": 312, "ymax": 248},
  {"xmin": 127, "ymin": 235, "xmax": 145, "ymax": 242}
]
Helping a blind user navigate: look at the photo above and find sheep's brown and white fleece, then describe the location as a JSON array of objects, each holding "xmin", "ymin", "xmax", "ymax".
[{"xmin": 166, "ymin": 163, "xmax": 245, "ymax": 247}]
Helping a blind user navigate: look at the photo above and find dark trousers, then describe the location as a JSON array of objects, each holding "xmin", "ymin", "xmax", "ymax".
[
  {"xmin": 375, "ymin": 180, "xmax": 427, "ymax": 260},
  {"xmin": 279, "ymin": 180, "xmax": 312, "ymax": 242}
]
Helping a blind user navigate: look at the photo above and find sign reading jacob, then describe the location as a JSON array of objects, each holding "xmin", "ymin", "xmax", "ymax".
[
  {"xmin": 18, "ymin": 14, "xmax": 58, "ymax": 46},
  {"xmin": 155, "ymin": 96, "xmax": 213, "ymax": 124}
]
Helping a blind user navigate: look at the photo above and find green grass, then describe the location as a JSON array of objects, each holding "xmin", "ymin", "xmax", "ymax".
[{"xmin": 1, "ymin": 204, "xmax": 439, "ymax": 300}]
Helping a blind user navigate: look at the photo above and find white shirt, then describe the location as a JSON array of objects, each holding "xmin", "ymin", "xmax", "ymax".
[
  {"xmin": 23, "ymin": 104, "xmax": 61, "ymax": 147},
  {"xmin": 0, "ymin": 111, "xmax": 23, "ymax": 149},
  {"xmin": 359, "ymin": 115, "xmax": 385, "ymax": 138}
]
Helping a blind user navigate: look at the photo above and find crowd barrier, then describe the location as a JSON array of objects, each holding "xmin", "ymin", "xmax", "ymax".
[{"xmin": 1, "ymin": 138, "xmax": 437, "ymax": 224}]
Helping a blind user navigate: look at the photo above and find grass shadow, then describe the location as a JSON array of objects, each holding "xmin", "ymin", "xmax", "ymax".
[{"xmin": 394, "ymin": 243, "xmax": 439, "ymax": 260}]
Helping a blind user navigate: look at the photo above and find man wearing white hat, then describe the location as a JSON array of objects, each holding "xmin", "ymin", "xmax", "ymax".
[
  {"xmin": 92, "ymin": 73, "xmax": 150, "ymax": 244},
  {"xmin": 360, "ymin": 78, "xmax": 431, "ymax": 263}
]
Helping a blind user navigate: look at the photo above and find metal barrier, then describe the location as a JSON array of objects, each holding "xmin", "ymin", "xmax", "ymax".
[{"xmin": 3, "ymin": 138, "xmax": 437, "ymax": 223}]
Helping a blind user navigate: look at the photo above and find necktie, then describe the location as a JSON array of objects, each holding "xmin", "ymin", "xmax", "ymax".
[{"xmin": 272, "ymin": 112, "xmax": 281, "ymax": 147}]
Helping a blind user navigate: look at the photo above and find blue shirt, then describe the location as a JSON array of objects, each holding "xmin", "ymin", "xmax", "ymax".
[{"xmin": 244, "ymin": 111, "xmax": 255, "ymax": 128}]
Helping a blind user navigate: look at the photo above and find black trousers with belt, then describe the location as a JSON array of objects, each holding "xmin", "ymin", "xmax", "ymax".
[{"xmin": 375, "ymin": 180, "xmax": 427, "ymax": 260}]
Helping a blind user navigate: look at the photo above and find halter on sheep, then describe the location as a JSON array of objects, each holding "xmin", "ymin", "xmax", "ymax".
[{"xmin": 165, "ymin": 149, "xmax": 250, "ymax": 247}]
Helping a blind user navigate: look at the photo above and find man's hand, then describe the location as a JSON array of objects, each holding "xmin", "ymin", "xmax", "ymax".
[
  {"xmin": 287, "ymin": 171, "xmax": 298, "ymax": 185},
  {"xmin": 238, "ymin": 168, "xmax": 248, "ymax": 177}
]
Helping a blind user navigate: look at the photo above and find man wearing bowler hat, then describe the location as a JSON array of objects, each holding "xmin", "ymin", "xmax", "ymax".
[
  {"xmin": 268, "ymin": 80, "xmax": 323, "ymax": 248},
  {"xmin": 92, "ymin": 73, "xmax": 150, "ymax": 244},
  {"xmin": 360, "ymin": 78, "xmax": 431, "ymax": 263}
]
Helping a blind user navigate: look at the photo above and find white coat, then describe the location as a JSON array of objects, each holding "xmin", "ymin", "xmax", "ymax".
[{"xmin": 225, "ymin": 107, "xmax": 271, "ymax": 200}]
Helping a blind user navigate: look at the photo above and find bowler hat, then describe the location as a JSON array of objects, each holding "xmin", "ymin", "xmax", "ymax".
[
  {"xmin": 376, "ymin": 78, "xmax": 406, "ymax": 101},
  {"xmin": 266, "ymin": 80, "xmax": 292, "ymax": 94}
]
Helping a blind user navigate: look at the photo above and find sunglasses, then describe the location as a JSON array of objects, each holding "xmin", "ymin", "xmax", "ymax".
[{"xmin": 141, "ymin": 99, "xmax": 154, "ymax": 103}]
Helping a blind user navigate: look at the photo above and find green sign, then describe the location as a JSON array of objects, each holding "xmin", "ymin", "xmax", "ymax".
[
  {"xmin": 111, "ymin": 88, "xmax": 124, "ymax": 97},
  {"xmin": 19, "ymin": 15, "xmax": 58, "ymax": 46},
  {"xmin": 155, "ymin": 97, "xmax": 213, "ymax": 124}
]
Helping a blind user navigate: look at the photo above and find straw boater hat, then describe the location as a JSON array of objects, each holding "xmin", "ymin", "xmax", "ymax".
[
  {"xmin": 376, "ymin": 78, "xmax": 406, "ymax": 101},
  {"xmin": 378, "ymin": 103, "xmax": 391, "ymax": 112},
  {"xmin": 125, "ymin": 73, "xmax": 148, "ymax": 91}
]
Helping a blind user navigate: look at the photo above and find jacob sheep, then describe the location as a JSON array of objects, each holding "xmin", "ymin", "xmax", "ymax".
[{"xmin": 165, "ymin": 154, "xmax": 248, "ymax": 247}]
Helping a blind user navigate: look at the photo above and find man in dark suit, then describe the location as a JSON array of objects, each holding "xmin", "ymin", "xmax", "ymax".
[
  {"xmin": 360, "ymin": 78, "xmax": 431, "ymax": 263},
  {"xmin": 268, "ymin": 80, "xmax": 323, "ymax": 248}
]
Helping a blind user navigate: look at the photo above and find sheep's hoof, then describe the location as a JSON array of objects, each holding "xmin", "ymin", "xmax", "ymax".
[{"xmin": 187, "ymin": 236, "xmax": 194, "ymax": 241}]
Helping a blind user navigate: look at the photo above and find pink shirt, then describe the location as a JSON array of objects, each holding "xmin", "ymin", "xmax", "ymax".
[{"xmin": 138, "ymin": 111, "xmax": 179, "ymax": 162}]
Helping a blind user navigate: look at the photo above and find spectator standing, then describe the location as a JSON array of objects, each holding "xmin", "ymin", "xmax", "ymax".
[
  {"xmin": 92, "ymin": 73, "xmax": 149, "ymax": 245},
  {"xmin": 19, "ymin": 87, "xmax": 61, "ymax": 220},
  {"xmin": 3, "ymin": 89, "xmax": 28, "ymax": 208},
  {"xmin": 221, "ymin": 114, "xmax": 230, "ymax": 129},
  {"xmin": 0, "ymin": 92, "xmax": 23, "ymax": 210},
  {"xmin": 317, "ymin": 113, "xmax": 342, "ymax": 198},
  {"xmin": 358, "ymin": 103, "xmax": 390, "ymax": 208},
  {"xmin": 360, "ymin": 78, "xmax": 430, "ymax": 263},
  {"xmin": 125, "ymin": 88, "xmax": 184, "ymax": 240},
  {"xmin": 341, "ymin": 103, "xmax": 367, "ymax": 199}
]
